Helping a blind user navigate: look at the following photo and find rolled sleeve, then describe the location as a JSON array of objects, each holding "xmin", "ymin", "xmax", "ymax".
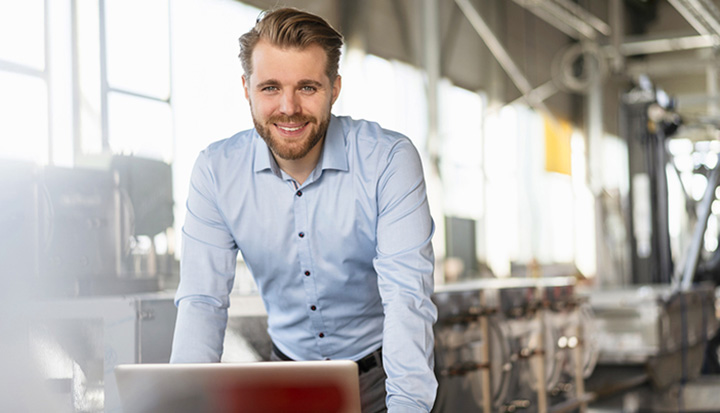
[{"xmin": 373, "ymin": 139, "xmax": 438, "ymax": 412}]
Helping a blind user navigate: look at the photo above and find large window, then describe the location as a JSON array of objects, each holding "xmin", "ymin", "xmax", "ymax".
[
  {"xmin": 0, "ymin": 0, "xmax": 174, "ymax": 166},
  {"xmin": 0, "ymin": 0, "xmax": 49, "ymax": 164},
  {"xmin": 74, "ymin": 0, "xmax": 172, "ymax": 161}
]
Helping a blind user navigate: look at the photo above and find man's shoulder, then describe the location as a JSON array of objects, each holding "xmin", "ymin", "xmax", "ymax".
[
  {"xmin": 194, "ymin": 129, "xmax": 258, "ymax": 177},
  {"xmin": 335, "ymin": 115, "xmax": 412, "ymax": 152},
  {"xmin": 203, "ymin": 128, "xmax": 255, "ymax": 157}
]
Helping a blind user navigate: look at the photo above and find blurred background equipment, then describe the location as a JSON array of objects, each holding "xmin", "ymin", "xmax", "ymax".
[
  {"xmin": 432, "ymin": 277, "xmax": 598, "ymax": 413},
  {"xmin": 4, "ymin": 0, "xmax": 720, "ymax": 412},
  {"xmin": 26, "ymin": 155, "xmax": 178, "ymax": 296},
  {"xmin": 0, "ymin": 155, "xmax": 179, "ymax": 413}
]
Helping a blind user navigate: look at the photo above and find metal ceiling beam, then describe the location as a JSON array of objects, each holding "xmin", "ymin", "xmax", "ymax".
[
  {"xmin": 440, "ymin": 4, "xmax": 462, "ymax": 79},
  {"xmin": 454, "ymin": 0, "xmax": 549, "ymax": 114},
  {"xmin": 553, "ymin": 0, "xmax": 611, "ymax": 35},
  {"xmin": 625, "ymin": 54, "xmax": 720, "ymax": 77},
  {"xmin": 619, "ymin": 34, "xmax": 715, "ymax": 55},
  {"xmin": 666, "ymin": 0, "xmax": 720, "ymax": 46},
  {"xmin": 511, "ymin": 0, "xmax": 610, "ymax": 40},
  {"xmin": 390, "ymin": 0, "xmax": 416, "ymax": 65},
  {"xmin": 506, "ymin": 80, "xmax": 559, "ymax": 108}
]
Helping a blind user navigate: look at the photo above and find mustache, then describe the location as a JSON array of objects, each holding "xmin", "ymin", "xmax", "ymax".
[{"xmin": 267, "ymin": 114, "xmax": 317, "ymax": 124}]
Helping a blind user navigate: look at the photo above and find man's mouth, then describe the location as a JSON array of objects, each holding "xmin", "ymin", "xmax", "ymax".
[{"xmin": 276, "ymin": 123, "xmax": 307, "ymax": 132}]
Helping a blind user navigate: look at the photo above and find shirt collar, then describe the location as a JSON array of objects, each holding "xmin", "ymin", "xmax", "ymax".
[
  {"xmin": 252, "ymin": 132, "xmax": 280, "ymax": 175},
  {"xmin": 318, "ymin": 115, "xmax": 348, "ymax": 172},
  {"xmin": 252, "ymin": 114, "xmax": 348, "ymax": 175}
]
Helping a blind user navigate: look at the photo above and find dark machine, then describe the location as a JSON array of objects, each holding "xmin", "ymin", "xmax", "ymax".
[{"xmin": 1, "ymin": 155, "xmax": 177, "ymax": 296}]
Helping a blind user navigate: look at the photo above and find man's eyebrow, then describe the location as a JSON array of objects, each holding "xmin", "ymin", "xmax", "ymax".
[
  {"xmin": 255, "ymin": 79, "xmax": 280, "ymax": 89},
  {"xmin": 255, "ymin": 79, "xmax": 324, "ymax": 89},
  {"xmin": 298, "ymin": 79, "xmax": 324, "ymax": 88}
]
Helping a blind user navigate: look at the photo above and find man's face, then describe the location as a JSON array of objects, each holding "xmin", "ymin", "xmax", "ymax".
[{"xmin": 242, "ymin": 40, "xmax": 341, "ymax": 161}]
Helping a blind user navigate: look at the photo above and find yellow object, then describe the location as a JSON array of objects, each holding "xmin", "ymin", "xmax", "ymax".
[{"xmin": 544, "ymin": 116, "xmax": 572, "ymax": 175}]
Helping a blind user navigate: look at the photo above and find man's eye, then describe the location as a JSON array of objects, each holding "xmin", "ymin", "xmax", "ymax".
[
  {"xmin": 261, "ymin": 86, "xmax": 278, "ymax": 92},
  {"xmin": 300, "ymin": 86, "xmax": 316, "ymax": 93}
]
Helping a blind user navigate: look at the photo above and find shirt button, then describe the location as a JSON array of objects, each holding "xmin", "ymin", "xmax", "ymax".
[
  {"xmin": 304, "ymin": 271, "xmax": 311, "ymax": 276},
  {"xmin": 296, "ymin": 190, "xmax": 302, "ymax": 197},
  {"xmin": 318, "ymin": 332, "xmax": 325, "ymax": 338},
  {"xmin": 310, "ymin": 305, "xmax": 317, "ymax": 311},
  {"xmin": 298, "ymin": 232, "xmax": 305, "ymax": 238}
]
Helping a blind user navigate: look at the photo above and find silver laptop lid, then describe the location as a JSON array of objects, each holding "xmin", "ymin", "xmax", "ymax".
[{"xmin": 115, "ymin": 360, "xmax": 361, "ymax": 413}]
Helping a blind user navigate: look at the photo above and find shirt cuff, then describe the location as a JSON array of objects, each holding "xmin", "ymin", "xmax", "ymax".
[{"xmin": 387, "ymin": 402, "xmax": 429, "ymax": 413}]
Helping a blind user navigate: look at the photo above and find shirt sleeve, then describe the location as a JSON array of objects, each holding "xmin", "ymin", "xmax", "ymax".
[
  {"xmin": 170, "ymin": 150, "xmax": 239, "ymax": 363},
  {"xmin": 373, "ymin": 138, "xmax": 438, "ymax": 412}
]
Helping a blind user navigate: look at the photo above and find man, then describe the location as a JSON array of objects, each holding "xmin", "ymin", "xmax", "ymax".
[{"xmin": 170, "ymin": 7, "xmax": 438, "ymax": 413}]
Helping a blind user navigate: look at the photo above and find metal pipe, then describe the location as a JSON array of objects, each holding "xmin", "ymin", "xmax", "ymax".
[
  {"xmin": 455, "ymin": 0, "xmax": 549, "ymax": 114},
  {"xmin": 610, "ymin": 0, "xmax": 624, "ymax": 72},
  {"xmin": 675, "ymin": 152, "xmax": 720, "ymax": 290},
  {"xmin": 479, "ymin": 293, "xmax": 492, "ymax": 413},
  {"xmin": 535, "ymin": 308, "xmax": 548, "ymax": 413},
  {"xmin": 44, "ymin": 0, "xmax": 53, "ymax": 165},
  {"xmin": 667, "ymin": 0, "xmax": 720, "ymax": 45},
  {"xmin": 667, "ymin": 0, "xmax": 712, "ymax": 36},
  {"xmin": 71, "ymin": 0, "xmax": 82, "ymax": 163},
  {"xmin": 619, "ymin": 35, "xmax": 715, "ymax": 56},
  {"xmin": 98, "ymin": 0, "xmax": 110, "ymax": 151},
  {"xmin": 586, "ymin": 46, "xmax": 604, "ymax": 196},
  {"xmin": 518, "ymin": 1, "xmax": 588, "ymax": 40},
  {"xmin": 512, "ymin": 0, "xmax": 610, "ymax": 40},
  {"xmin": 549, "ymin": 373, "xmax": 649, "ymax": 413},
  {"xmin": 0, "ymin": 59, "xmax": 45, "ymax": 77},
  {"xmin": 572, "ymin": 324, "xmax": 587, "ymax": 413},
  {"xmin": 535, "ymin": 0, "xmax": 597, "ymax": 39},
  {"xmin": 422, "ymin": 0, "xmax": 440, "ymax": 163},
  {"xmin": 553, "ymin": 0, "xmax": 611, "ymax": 35},
  {"xmin": 707, "ymin": 64, "xmax": 719, "ymax": 116},
  {"xmin": 687, "ymin": 0, "xmax": 720, "ymax": 35},
  {"xmin": 505, "ymin": 80, "xmax": 558, "ymax": 109},
  {"xmin": 626, "ymin": 57, "xmax": 720, "ymax": 77}
]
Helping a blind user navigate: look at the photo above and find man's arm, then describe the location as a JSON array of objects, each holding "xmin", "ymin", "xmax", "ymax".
[
  {"xmin": 373, "ymin": 138, "xmax": 438, "ymax": 413},
  {"xmin": 170, "ymin": 151, "xmax": 239, "ymax": 363}
]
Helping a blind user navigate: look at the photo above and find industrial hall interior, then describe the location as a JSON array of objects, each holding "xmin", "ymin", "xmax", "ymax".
[{"xmin": 3, "ymin": 0, "xmax": 720, "ymax": 412}]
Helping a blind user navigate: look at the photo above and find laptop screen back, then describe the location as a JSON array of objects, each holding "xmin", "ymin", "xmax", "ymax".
[{"xmin": 114, "ymin": 361, "xmax": 361, "ymax": 413}]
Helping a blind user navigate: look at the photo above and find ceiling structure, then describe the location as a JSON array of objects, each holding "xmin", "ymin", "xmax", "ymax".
[{"xmin": 236, "ymin": 0, "xmax": 720, "ymax": 134}]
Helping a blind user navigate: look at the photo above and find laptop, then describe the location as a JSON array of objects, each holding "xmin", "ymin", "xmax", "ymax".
[{"xmin": 115, "ymin": 360, "xmax": 361, "ymax": 413}]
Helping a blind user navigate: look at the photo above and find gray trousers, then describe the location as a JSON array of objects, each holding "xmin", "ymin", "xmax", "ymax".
[{"xmin": 270, "ymin": 349, "xmax": 388, "ymax": 413}]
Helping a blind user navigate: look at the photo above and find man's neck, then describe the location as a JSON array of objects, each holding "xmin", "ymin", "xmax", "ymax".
[{"xmin": 274, "ymin": 136, "xmax": 325, "ymax": 185}]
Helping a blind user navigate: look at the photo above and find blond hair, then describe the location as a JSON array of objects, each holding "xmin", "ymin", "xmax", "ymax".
[{"xmin": 239, "ymin": 8, "xmax": 344, "ymax": 81}]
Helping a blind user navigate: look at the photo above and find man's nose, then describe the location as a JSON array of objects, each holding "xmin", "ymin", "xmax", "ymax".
[{"xmin": 279, "ymin": 90, "xmax": 299, "ymax": 115}]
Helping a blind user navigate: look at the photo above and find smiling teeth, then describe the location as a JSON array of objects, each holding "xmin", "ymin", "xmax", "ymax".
[{"xmin": 278, "ymin": 125, "xmax": 302, "ymax": 132}]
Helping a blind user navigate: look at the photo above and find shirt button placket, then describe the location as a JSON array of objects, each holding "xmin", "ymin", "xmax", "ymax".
[{"xmin": 293, "ymin": 186, "xmax": 328, "ymax": 355}]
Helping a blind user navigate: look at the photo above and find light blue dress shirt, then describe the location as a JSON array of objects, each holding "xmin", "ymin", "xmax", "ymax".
[{"xmin": 170, "ymin": 115, "xmax": 438, "ymax": 412}]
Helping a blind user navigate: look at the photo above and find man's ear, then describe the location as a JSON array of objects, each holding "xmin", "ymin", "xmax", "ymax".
[
  {"xmin": 331, "ymin": 75, "xmax": 342, "ymax": 105},
  {"xmin": 242, "ymin": 74, "xmax": 250, "ymax": 100}
]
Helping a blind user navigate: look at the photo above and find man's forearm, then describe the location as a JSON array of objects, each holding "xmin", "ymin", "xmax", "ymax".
[{"xmin": 170, "ymin": 298, "xmax": 229, "ymax": 363}]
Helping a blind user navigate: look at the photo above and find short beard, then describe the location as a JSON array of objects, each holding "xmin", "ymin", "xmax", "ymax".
[{"xmin": 253, "ymin": 113, "xmax": 330, "ymax": 161}]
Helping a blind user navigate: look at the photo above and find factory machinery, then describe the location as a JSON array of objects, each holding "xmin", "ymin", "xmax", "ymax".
[
  {"xmin": 1, "ymin": 155, "xmax": 177, "ymax": 295},
  {"xmin": 429, "ymin": 78, "xmax": 720, "ymax": 412},
  {"xmin": 430, "ymin": 277, "xmax": 718, "ymax": 412},
  {"xmin": 432, "ymin": 276, "xmax": 596, "ymax": 413}
]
